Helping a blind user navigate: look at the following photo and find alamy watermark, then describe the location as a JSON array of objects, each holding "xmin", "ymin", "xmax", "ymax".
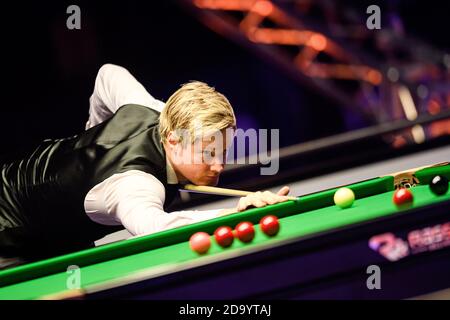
[
  {"xmin": 366, "ymin": 5, "xmax": 381, "ymax": 30},
  {"xmin": 170, "ymin": 127, "xmax": 280, "ymax": 175},
  {"xmin": 366, "ymin": 265, "xmax": 381, "ymax": 290},
  {"xmin": 66, "ymin": 5, "xmax": 81, "ymax": 30},
  {"xmin": 66, "ymin": 265, "xmax": 81, "ymax": 289}
]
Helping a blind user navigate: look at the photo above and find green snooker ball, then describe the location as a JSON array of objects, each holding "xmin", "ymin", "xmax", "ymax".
[{"xmin": 334, "ymin": 187, "xmax": 355, "ymax": 209}]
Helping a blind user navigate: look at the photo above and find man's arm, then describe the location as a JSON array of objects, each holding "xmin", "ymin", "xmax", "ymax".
[
  {"xmin": 85, "ymin": 170, "xmax": 292, "ymax": 237},
  {"xmin": 86, "ymin": 64, "xmax": 165, "ymax": 129},
  {"xmin": 85, "ymin": 170, "xmax": 222, "ymax": 236}
]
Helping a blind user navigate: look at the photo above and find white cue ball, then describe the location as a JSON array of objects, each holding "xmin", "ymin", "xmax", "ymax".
[{"xmin": 334, "ymin": 187, "xmax": 355, "ymax": 209}]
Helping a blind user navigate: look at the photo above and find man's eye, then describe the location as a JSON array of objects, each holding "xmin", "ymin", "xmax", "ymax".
[{"xmin": 203, "ymin": 150, "xmax": 215, "ymax": 157}]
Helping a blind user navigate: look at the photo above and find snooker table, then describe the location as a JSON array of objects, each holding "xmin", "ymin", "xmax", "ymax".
[{"xmin": 0, "ymin": 164, "xmax": 449, "ymax": 300}]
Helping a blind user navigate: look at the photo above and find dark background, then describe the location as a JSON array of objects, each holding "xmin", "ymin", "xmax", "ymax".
[{"xmin": 0, "ymin": 1, "xmax": 448, "ymax": 158}]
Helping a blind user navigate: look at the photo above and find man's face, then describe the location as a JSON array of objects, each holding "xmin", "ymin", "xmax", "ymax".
[{"xmin": 167, "ymin": 128, "xmax": 234, "ymax": 186}]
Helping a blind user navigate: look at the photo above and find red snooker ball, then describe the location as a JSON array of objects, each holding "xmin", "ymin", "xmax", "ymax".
[
  {"xmin": 393, "ymin": 188, "xmax": 413, "ymax": 207},
  {"xmin": 260, "ymin": 215, "xmax": 280, "ymax": 236},
  {"xmin": 189, "ymin": 232, "xmax": 211, "ymax": 254},
  {"xmin": 235, "ymin": 221, "xmax": 255, "ymax": 243},
  {"xmin": 214, "ymin": 226, "xmax": 234, "ymax": 248}
]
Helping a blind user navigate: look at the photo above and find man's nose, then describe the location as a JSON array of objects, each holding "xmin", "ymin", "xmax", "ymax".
[{"xmin": 210, "ymin": 163, "xmax": 224, "ymax": 174}]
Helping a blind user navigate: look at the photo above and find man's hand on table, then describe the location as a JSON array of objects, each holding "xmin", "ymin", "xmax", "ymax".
[{"xmin": 219, "ymin": 186, "xmax": 292, "ymax": 216}]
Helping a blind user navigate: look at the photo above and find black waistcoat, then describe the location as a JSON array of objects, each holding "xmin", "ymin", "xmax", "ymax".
[{"xmin": 0, "ymin": 104, "xmax": 180, "ymax": 260}]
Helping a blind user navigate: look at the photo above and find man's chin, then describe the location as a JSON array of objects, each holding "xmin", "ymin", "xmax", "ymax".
[{"xmin": 198, "ymin": 176, "xmax": 219, "ymax": 186}]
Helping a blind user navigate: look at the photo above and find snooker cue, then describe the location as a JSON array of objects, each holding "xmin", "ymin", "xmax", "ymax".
[
  {"xmin": 183, "ymin": 184, "xmax": 297, "ymax": 200},
  {"xmin": 39, "ymin": 288, "xmax": 86, "ymax": 300}
]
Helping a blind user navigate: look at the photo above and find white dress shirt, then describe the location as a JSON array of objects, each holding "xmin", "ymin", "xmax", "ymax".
[{"xmin": 83, "ymin": 64, "xmax": 222, "ymax": 237}]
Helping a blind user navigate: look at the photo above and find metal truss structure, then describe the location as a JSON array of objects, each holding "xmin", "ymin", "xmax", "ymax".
[{"xmin": 180, "ymin": 0, "xmax": 450, "ymax": 147}]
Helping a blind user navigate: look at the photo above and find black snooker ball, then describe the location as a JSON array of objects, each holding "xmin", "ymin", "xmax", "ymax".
[{"xmin": 429, "ymin": 175, "xmax": 449, "ymax": 196}]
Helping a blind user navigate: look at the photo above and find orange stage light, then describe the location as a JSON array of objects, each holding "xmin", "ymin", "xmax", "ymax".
[
  {"xmin": 194, "ymin": 0, "xmax": 255, "ymax": 11},
  {"xmin": 251, "ymin": 1, "xmax": 273, "ymax": 17},
  {"xmin": 366, "ymin": 69, "xmax": 383, "ymax": 85},
  {"xmin": 427, "ymin": 99, "xmax": 441, "ymax": 115},
  {"xmin": 307, "ymin": 33, "xmax": 327, "ymax": 51}
]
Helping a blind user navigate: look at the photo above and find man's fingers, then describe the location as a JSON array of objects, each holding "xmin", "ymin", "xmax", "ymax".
[
  {"xmin": 237, "ymin": 187, "xmax": 294, "ymax": 212},
  {"xmin": 262, "ymin": 191, "xmax": 277, "ymax": 205},
  {"xmin": 252, "ymin": 199, "xmax": 267, "ymax": 208},
  {"xmin": 237, "ymin": 198, "xmax": 248, "ymax": 211},
  {"xmin": 277, "ymin": 186, "xmax": 290, "ymax": 196}
]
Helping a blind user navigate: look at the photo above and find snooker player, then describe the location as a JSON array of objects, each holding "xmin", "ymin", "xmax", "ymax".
[{"xmin": 0, "ymin": 64, "xmax": 291, "ymax": 268}]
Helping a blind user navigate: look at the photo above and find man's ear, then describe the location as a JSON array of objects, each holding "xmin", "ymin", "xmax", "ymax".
[{"xmin": 166, "ymin": 131, "xmax": 180, "ymax": 149}]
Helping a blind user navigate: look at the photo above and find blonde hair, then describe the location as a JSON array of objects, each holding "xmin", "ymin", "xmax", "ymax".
[{"xmin": 159, "ymin": 81, "xmax": 236, "ymax": 144}]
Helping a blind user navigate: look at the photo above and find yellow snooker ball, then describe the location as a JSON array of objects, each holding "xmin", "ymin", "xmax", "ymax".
[{"xmin": 334, "ymin": 187, "xmax": 355, "ymax": 208}]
